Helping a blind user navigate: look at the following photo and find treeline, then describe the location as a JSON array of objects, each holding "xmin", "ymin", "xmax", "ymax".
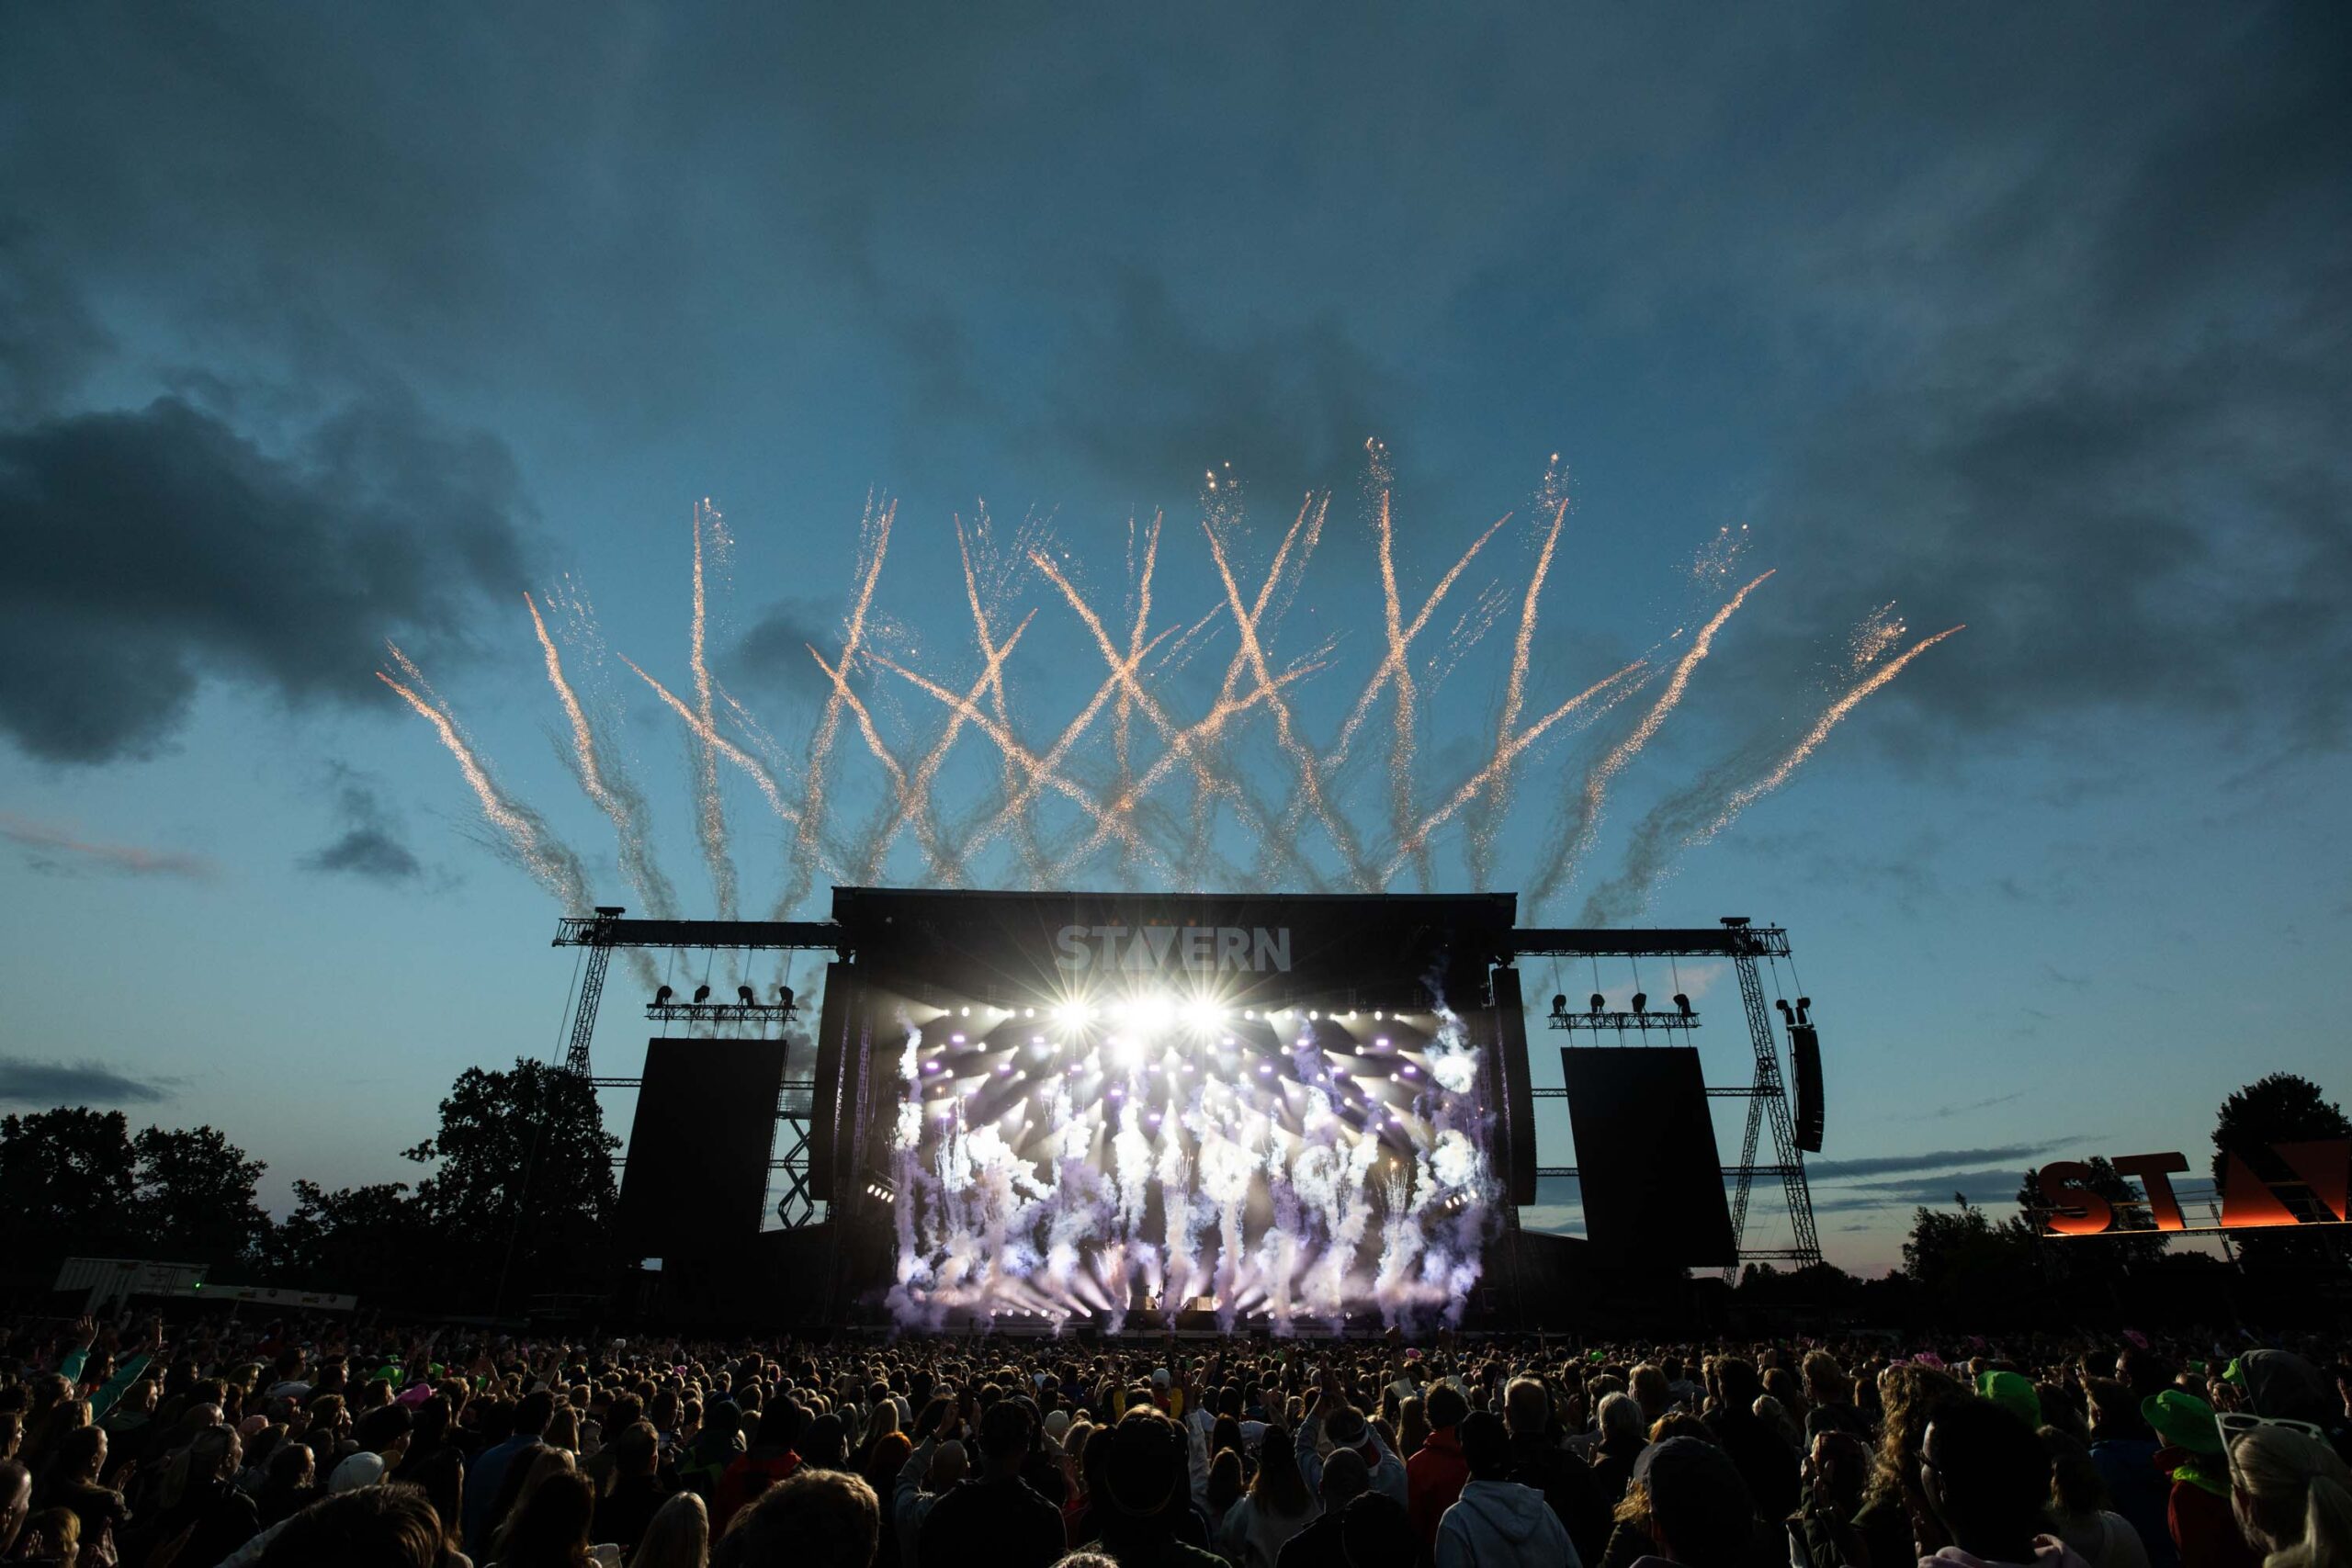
[
  {"xmin": 1736, "ymin": 1071, "xmax": 2349, "ymax": 1327},
  {"xmin": 0, "ymin": 1058, "xmax": 620, "ymax": 1314}
]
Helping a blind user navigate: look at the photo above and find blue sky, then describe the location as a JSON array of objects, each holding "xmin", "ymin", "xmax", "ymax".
[{"xmin": 2, "ymin": 3, "xmax": 2346, "ymax": 1275}]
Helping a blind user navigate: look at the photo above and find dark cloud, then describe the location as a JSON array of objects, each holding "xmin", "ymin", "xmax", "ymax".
[
  {"xmin": 1809, "ymin": 1144, "xmax": 2052, "ymax": 1182},
  {"xmin": 0, "ymin": 812, "xmax": 218, "ymax": 881},
  {"xmin": 898, "ymin": 265, "xmax": 1407, "ymax": 498},
  {"xmin": 0, "ymin": 389, "xmax": 530, "ymax": 763},
  {"xmin": 729, "ymin": 596, "xmax": 842, "ymax": 704},
  {"xmin": 0, "ymin": 227, "xmax": 105, "ymax": 421},
  {"xmin": 1753, "ymin": 6, "xmax": 2352, "ymax": 750},
  {"xmin": 300, "ymin": 770, "xmax": 423, "ymax": 883},
  {"xmin": 0, "ymin": 1055, "xmax": 171, "ymax": 1107},
  {"xmin": 1812, "ymin": 1168, "xmax": 2029, "ymax": 1215}
]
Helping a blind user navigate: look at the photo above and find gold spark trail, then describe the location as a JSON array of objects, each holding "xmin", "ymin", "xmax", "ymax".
[
  {"xmin": 1201, "ymin": 519, "xmax": 1368, "ymax": 886},
  {"xmin": 619, "ymin": 656, "xmax": 810, "ymax": 835},
  {"xmin": 1702, "ymin": 624, "xmax": 1965, "ymax": 839},
  {"xmin": 1521, "ymin": 569, "xmax": 1773, "ymax": 917},
  {"xmin": 867, "ymin": 650, "xmax": 1177, "ymax": 878},
  {"xmin": 526, "ymin": 592, "xmax": 678, "ymax": 919},
  {"xmin": 1030, "ymin": 548, "xmax": 1262, "ymax": 859},
  {"xmin": 1462, "ymin": 493, "xmax": 1566, "ymax": 890},
  {"xmin": 1179, "ymin": 496, "xmax": 1326, "ymax": 885},
  {"xmin": 687, "ymin": 500, "xmax": 738, "ymax": 919},
  {"xmin": 804, "ymin": 643, "xmax": 963, "ymax": 886},
  {"xmin": 1574, "ymin": 622, "xmax": 1964, "ymax": 924},
  {"xmin": 1378, "ymin": 659, "xmax": 1645, "ymax": 886},
  {"xmin": 1114, "ymin": 514, "xmax": 1161, "ymax": 881},
  {"xmin": 377, "ymin": 662, "xmax": 589, "ymax": 909},
  {"xmin": 784, "ymin": 495, "xmax": 894, "ymax": 915},
  {"xmin": 959, "ymin": 517, "xmax": 1049, "ymax": 887},
  {"xmin": 854, "ymin": 609, "xmax": 1037, "ymax": 884}
]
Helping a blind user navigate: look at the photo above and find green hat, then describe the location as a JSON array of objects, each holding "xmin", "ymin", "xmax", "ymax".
[
  {"xmin": 1976, "ymin": 1370, "xmax": 2041, "ymax": 1428},
  {"xmin": 2142, "ymin": 1391, "xmax": 2222, "ymax": 1456}
]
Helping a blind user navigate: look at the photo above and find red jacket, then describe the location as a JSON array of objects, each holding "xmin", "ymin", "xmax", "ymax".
[
  {"xmin": 1407, "ymin": 1427, "xmax": 1469, "ymax": 1551},
  {"xmin": 2167, "ymin": 1474, "xmax": 2260, "ymax": 1568},
  {"xmin": 711, "ymin": 1450, "xmax": 801, "ymax": 1537}
]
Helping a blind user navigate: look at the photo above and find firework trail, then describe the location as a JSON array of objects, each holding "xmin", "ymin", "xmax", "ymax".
[
  {"xmin": 1379, "ymin": 660, "xmax": 1646, "ymax": 886},
  {"xmin": 1705, "ymin": 623, "xmax": 1965, "ymax": 834},
  {"xmin": 1201, "ymin": 520, "xmax": 1368, "ymax": 886},
  {"xmin": 1175, "ymin": 495, "xmax": 1331, "ymax": 886},
  {"xmin": 851, "ymin": 610, "xmax": 1038, "ymax": 884},
  {"xmin": 377, "ymin": 656, "xmax": 591, "ymax": 911},
  {"xmin": 1520, "ymin": 569, "xmax": 1775, "ymax": 918},
  {"xmin": 865, "ymin": 650, "xmax": 1179, "ymax": 879},
  {"xmin": 1114, "ymin": 514, "xmax": 1161, "ymax": 883},
  {"xmin": 1462, "ymin": 466, "xmax": 1568, "ymax": 891},
  {"xmin": 1577, "ymin": 623, "xmax": 1964, "ymax": 923},
  {"xmin": 956, "ymin": 512, "xmax": 1051, "ymax": 887},
  {"xmin": 1037, "ymin": 644, "xmax": 1335, "ymax": 885},
  {"xmin": 783, "ymin": 494, "xmax": 895, "ymax": 916},
  {"xmin": 619, "ymin": 656, "xmax": 813, "ymax": 836},
  {"xmin": 526, "ymin": 592, "xmax": 678, "ymax": 918},
  {"xmin": 684, "ymin": 500, "xmax": 740, "ymax": 921},
  {"xmin": 1029, "ymin": 547, "xmax": 1299, "ymax": 874}
]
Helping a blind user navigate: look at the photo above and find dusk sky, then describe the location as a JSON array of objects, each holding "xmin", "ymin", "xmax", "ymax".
[{"xmin": 3, "ymin": 5, "xmax": 2346, "ymax": 1275}]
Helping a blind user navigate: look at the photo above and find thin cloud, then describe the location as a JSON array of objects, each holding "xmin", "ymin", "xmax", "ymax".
[
  {"xmin": 0, "ymin": 812, "xmax": 217, "ymax": 881},
  {"xmin": 0, "ymin": 1055, "xmax": 172, "ymax": 1106},
  {"xmin": 1808, "ymin": 1143, "xmax": 2052, "ymax": 1181},
  {"xmin": 1812, "ymin": 1167, "xmax": 2030, "ymax": 1215},
  {"xmin": 1900, "ymin": 1091, "xmax": 2028, "ymax": 1122},
  {"xmin": 300, "ymin": 768, "xmax": 422, "ymax": 883}
]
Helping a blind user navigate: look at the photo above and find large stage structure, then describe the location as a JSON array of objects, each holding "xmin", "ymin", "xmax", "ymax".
[{"xmin": 556, "ymin": 889, "xmax": 1825, "ymax": 1327}]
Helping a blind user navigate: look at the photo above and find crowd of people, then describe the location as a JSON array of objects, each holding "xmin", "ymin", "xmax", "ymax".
[{"xmin": 0, "ymin": 1312, "xmax": 2345, "ymax": 1568}]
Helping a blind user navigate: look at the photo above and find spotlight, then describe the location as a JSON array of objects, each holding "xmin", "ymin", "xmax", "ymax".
[
  {"xmin": 1589, "ymin": 993, "xmax": 1605, "ymax": 1016},
  {"xmin": 1308, "ymin": 1010, "xmax": 1319, "ymax": 1021},
  {"xmin": 655, "ymin": 985, "xmax": 673, "ymax": 1007},
  {"xmin": 960, "ymin": 1006, "xmax": 970, "ymax": 1017},
  {"xmin": 1024, "ymin": 1007, "xmax": 1035, "ymax": 1018},
  {"xmin": 778, "ymin": 985, "xmax": 796, "ymax": 1011},
  {"xmin": 693, "ymin": 984, "xmax": 711, "ymax": 1005},
  {"xmin": 1674, "ymin": 993, "xmax": 1692, "ymax": 1019},
  {"xmin": 1243, "ymin": 1009, "xmax": 1257, "ymax": 1021},
  {"xmin": 737, "ymin": 984, "xmax": 756, "ymax": 1006},
  {"xmin": 1631, "ymin": 991, "xmax": 1647, "ymax": 1014},
  {"xmin": 1552, "ymin": 994, "xmax": 1567, "ymax": 1014}
]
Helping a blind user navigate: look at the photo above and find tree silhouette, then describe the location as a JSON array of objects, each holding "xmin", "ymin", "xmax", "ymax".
[
  {"xmin": 1901, "ymin": 1201, "xmax": 2040, "ymax": 1319},
  {"xmin": 411, "ymin": 1058, "xmax": 621, "ymax": 1308},
  {"xmin": 2211, "ymin": 1073, "xmax": 2351, "ymax": 1276},
  {"xmin": 2017, "ymin": 1156, "xmax": 2166, "ymax": 1288},
  {"xmin": 133, "ymin": 1125, "xmax": 271, "ymax": 1266},
  {"xmin": 0, "ymin": 1109, "xmax": 138, "ymax": 1268}
]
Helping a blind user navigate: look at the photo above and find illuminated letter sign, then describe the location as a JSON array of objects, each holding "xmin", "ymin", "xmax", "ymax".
[
  {"xmin": 1052, "ymin": 924, "xmax": 1293, "ymax": 974},
  {"xmin": 2036, "ymin": 1139, "xmax": 2352, "ymax": 1236}
]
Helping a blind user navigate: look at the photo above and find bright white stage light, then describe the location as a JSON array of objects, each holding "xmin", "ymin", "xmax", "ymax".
[
  {"xmin": 1179, "ymin": 998, "xmax": 1222, "ymax": 1032},
  {"xmin": 1136, "ymin": 996, "xmax": 1175, "ymax": 1033}
]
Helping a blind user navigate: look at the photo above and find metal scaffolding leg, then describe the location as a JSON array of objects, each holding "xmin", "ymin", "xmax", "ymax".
[{"xmin": 1724, "ymin": 948, "xmax": 1821, "ymax": 1278}]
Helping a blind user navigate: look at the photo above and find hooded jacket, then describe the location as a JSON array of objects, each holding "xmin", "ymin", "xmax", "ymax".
[{"xmin": 1436, "ymin": 1478, "xmax": 1579, "ymax": 1568}]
